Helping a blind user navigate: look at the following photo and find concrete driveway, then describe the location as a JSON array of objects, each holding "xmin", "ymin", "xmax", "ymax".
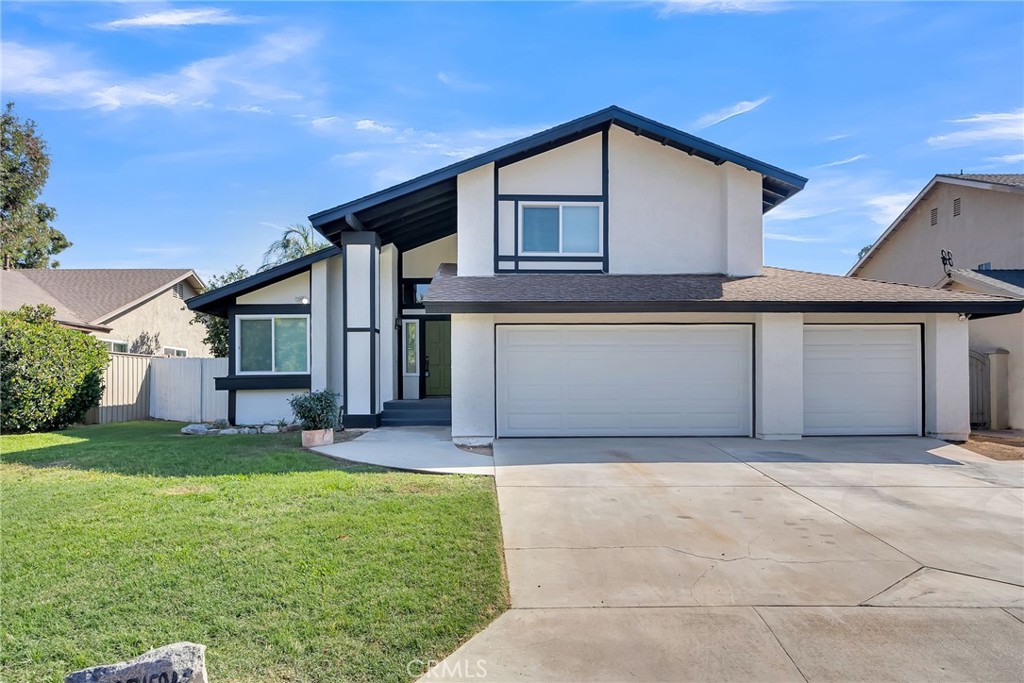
[{"xmin": 427, "ymin": 437, "xmax": 1024, "ymax": 682}]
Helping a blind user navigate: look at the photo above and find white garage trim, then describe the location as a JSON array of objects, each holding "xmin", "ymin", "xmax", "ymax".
[
  {"xmin": 803, "ymin": 324, "xmax": 923, "ymax": 436},
  {"xmin": 495, "ymin": 324, "xmax": 753, "ymax": 437}
]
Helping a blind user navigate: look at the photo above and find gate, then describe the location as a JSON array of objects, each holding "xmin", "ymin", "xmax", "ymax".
[{"xmin": 968, "ymin": 350, "xmax": 990, "ymax": 428}]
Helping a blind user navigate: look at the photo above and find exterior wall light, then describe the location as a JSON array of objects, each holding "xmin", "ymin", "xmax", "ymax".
[{"xmin": 298, "ymin": 296, "xmax": 310, "ymax": 305}]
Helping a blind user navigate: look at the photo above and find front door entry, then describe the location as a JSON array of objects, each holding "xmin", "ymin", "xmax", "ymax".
[{"xmin": 424, "ymin": 320, "xmax": 451, "ymax": 397}]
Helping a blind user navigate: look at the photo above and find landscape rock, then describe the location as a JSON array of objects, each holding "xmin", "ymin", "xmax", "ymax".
[
  {"xmin": 212, "ymin": 419, "xmax": 229, "ymax": 429},
  {"xmin": 65, "ymin": 642, "xmax": 208, "ymax": 683},
  {"xmin": 262, "ymin": 425, "xmax": 280, "ymax": 434},
  {"xmin": 218, "ymin": 428, "xmax": 239, "ymax": 435},
  {"xmin": 181, "ymin": 424, "xmax": 208, "ymax": 435}
]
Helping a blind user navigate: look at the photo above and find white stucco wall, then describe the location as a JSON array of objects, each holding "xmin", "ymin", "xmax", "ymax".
[
  {"xmin": 498, "ymin": 133, "xmax": 603, "ymax": 196},
  {"xmin": 327, "ymin": 255, "xmax": 345, "ymax": 401},
  {"xmin": 235, "ymin": 389, "xmax": 305, "ymax": 425},
  {"xmin": 457, "ymin": 163, "xmax": 495, "ymax": 277},
  {"xmin": 450, "ymin": 313, "xmax": 496, "ymax": 444},
  {"xmin": 96, "ymin": 281, "xmax": 210, "ymax": 356},
  {"xmin": 924, "ymin": 313, "xmax": 971, "ymax": 440},
  {"xmin": 755, "ymin": 313, "xmax": 804, "ymax": 439},
  {"xmin": 722, "ymin": 163, "xmax": 765, "ymax": 277},
  {"xmin": 236, "ymin": 273, "xmax": 310, "ymax": 305},
  {"xmin": 403, "ymin": 235, "xmax": 458, "ymax": 278}
]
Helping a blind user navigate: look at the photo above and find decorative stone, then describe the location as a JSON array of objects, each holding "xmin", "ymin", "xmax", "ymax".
[
  {"xmin": 212, "ymin": 419, "xmax": 229, "ymax": 429},
  {"xmin": 181, "ymin": 424, "xmax": 208, "ymax": 435},
  {"xmin": 206, "ymin": 429, "xmax": 220, "ymax": 436},
  {"xmin": 218, "ymin": 428, "xmax": 239, "ymax": 435},
  {"xmin": 65, "ymin": 642, "xmax": 208, "ymax": 683},
  {"xmin": 262, "ymin": 425, "xmax": 280, "ymax": 434}
]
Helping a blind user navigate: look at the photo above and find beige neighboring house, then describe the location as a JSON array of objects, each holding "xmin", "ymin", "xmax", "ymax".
[
  {"xmin": 850, "ymin": 173, "xmax": 1024, "ymax": 429},
  {"xmin": 1, "ymin": 268, "xmax": 210, "ymax": 357}
]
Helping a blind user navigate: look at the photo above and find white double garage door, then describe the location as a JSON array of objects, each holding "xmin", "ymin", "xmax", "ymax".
[{"xmin": 496, "ymin": 324, "xmax": 922, "ymax": 437}]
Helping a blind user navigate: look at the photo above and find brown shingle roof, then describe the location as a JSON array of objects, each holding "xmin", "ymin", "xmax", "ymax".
[
  {"xmin": 0, "ymin": 271, "xmax": 111, "ymax": 332},
  {"xmin": 938, "ymin": 173, "xmax": 1024, "ymax": 190},
  {"xmin": 16, "ymin": 268, "xmax": 196, "ymax": 324},
  {"xmin": 423, "ymin": 264, "xmax": 1023, "ymax": 318}
]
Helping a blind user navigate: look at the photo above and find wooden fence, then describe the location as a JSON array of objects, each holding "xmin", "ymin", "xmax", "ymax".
[{"xmin": 85, "ymin": 355, "xmax": 227, "ymax": 424}]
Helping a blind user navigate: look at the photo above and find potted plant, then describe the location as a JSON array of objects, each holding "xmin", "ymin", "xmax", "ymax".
[{"xmin": 288, "ymin": 390, "xmax": 341, "ymax": 448}]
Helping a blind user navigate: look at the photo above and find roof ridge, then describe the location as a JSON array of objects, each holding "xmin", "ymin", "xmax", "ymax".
[{"xmin": 764, "ymin": 265, "xmax": 1020, "ymax": 301}]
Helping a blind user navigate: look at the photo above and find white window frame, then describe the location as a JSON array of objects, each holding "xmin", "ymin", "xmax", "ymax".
[
  {"xmin": 235, "ymin": 314, "xmax": 311, "ymax": 375},
  {"xmin": 101, "ymin": 339, "xmax": 129, "ymax": 353},
  {"xmin": 163, "ymin": 346, "xmax": 188, "ymax": 357},
  {"xmin": 519, "ymin": 202, "xmax": 603, "ymax": 256},
  {"xmin": 403, "ymin": 320, "xmax": 419, "ymax": 376}
]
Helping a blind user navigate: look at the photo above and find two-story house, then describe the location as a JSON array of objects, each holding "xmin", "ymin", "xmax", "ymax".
[
  {"xmin": 850, "ymin": 174, "xmax": 1024, "ymax": 430},
  {"xmin": 187, "ymin": 107, "xmax": 1022, "ymax": 441}
]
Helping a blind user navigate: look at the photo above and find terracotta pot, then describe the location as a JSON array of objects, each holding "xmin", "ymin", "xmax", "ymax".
[{"xmin": 301, "ymin": 428, "xmax": 334, "ymax": 448}]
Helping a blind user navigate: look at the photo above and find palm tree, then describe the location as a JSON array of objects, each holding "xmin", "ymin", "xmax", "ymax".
[{"xmin": 260, "ymin": 223, "xmax": 329, "ymax": 271}]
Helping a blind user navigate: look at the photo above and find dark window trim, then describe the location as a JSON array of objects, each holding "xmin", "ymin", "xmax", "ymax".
[
  {"xmin": 401, "ymin": 277, "xmax": 434, "ymax": 309},
  {"xmin": 215, "ymin": 375, "xmax": 312, "ymax": 391}
]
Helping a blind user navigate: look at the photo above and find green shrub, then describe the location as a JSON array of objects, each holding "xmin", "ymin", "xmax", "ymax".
[
  {"xmin": 1, "ymin": 305, "xmax": 108, "ymax": 433},
  {"xmin": 288, "ymin": 389, "xmax": 341, "ymax": 430}
]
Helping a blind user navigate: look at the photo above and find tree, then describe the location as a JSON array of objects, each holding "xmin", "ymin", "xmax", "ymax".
[
  {"xmin": 856, "ymin": 244, "xmax": 873, "ymax": 261},
  {"xmin": 260, "ymin": 223, "xmax": 328, "ymax": 271},
  {"xmin": 1, "ymin": 102, "xmax": 70, "ymax": 269},
  {"xmin": 189, "ymin": 265, "xmax": 250, "ymax": 357}
]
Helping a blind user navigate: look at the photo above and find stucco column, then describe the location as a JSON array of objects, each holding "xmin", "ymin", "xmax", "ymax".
[
  {"xmin": 925, "ymin": 313, "xmax": 971, "ymax": 441},
  {"xmin": 378, "ymin": 243, "xmax": 399, "ymax": 404},
  {"xmin": 451, "ymin": 313, "xmax": 495, "ymax": 446},
  {"xmin": 988, "ymin": 349, "xmax": 1010, "ymax": 430},
  {"xmin": 722, "ymin": 163, "xmax": 763, "ymax": 277},
  {"xmin": 310, "ymin": 260, "xmax": 329, "ymax": 392},
  {"xmin": 755, "ymin": 312, "xmax": 804, "ymax": 440},
  {"xmin": 340, "ymin": 232, "xmax": 381, "ymax": 428}
]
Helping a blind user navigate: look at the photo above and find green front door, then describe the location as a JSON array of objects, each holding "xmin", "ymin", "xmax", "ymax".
[{"xmin": 424, "ymin": 320, "xmax": 451, "ymax": 397}]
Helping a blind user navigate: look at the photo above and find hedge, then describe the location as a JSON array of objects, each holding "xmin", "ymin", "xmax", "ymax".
[{"xmin": 1, "ymin": 305, "xmax": 108, "ymax": 433}]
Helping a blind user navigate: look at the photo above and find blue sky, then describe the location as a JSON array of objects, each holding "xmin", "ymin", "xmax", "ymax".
[{"xmin": 3, "ymin": 1, "xmax": 1022, "ymax": 279}]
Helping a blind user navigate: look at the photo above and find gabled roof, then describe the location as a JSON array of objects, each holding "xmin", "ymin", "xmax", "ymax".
[
  {"xmin": 424, "ymin": 264, "xmax": 1023, "ymax": 319},
  {"xmin": 186, "ymin": 247, "xmax": 341, "ymax": 316},
  {"xmin": 850, "ymin": 173, "xmax": 1024, "ymax": 276},
  {"xmin": 309, "ymin": 105, "xmax": 808, "ymax": 252},
  {"xmin": 9, "ymin": 268, "xmax": 202, "ymax": 326},
  {"xmin": 948, "ymin": 269, "xmax": 1024, "ymax": 299},
  {"xmin": 0, "ymin": 270, "xmax": 112, "ymax": 332}
]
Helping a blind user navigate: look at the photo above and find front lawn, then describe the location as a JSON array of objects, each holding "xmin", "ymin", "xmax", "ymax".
[{"xmin": 0, "ymin": 422, "xmax": 507, "ymax": 682}]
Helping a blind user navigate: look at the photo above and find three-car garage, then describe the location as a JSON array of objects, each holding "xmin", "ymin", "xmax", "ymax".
[{"xmin": 495, "ymin": 323, "xmax": 923, "ymax": 438}]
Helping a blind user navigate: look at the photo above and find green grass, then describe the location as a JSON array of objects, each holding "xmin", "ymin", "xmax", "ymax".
[{"xmin": 1, "ymin": 422, "xmax": 507, "ymax": 682}]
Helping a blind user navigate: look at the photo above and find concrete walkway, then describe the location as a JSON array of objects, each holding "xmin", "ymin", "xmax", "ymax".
[
  {"xmin": 426, "ymin": 436, "xmax": 1024, "ymax": 682},
  {"xmin": 311, "ymin": 426, "xmax": 494, "ymax": 475}
]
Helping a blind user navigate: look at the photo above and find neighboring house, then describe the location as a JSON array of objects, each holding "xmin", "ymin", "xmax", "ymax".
[
  {"xmin": 188, "ymin": 107, "xmax": 1022, "ymax": 442},
  {"xmin": 1, "ymin": 268, "xmax": 209, "ymax": 357},
  {"xmin": 850, "ymin": 173, "xmax": 1024, "ymax": 430}
]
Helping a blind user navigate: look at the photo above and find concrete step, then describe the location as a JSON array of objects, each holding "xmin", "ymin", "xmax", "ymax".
[{"xmin": 380, "ymin": 416, "xmax": 452, "ymax": 426}]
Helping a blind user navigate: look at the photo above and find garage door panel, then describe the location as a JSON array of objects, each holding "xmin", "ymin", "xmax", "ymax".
[
  {"xmin": 803, "ymin": 325, "xmax": 921, "ymax": 436},
  {"xmin": 497, "ymin": 325, "xmax": 752, "ymax": 437}
]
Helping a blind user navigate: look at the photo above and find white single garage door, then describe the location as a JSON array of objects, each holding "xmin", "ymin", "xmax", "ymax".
[
  {"xmin": 496, "ymin": 325, "xmax": 752, "ymax": 437},
  {"xmin": 803, "ymin": 325, "xmax": 922, "ymax": 436}
]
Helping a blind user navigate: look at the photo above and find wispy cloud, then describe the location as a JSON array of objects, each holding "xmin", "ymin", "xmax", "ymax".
[
  {"xmin": 692, "ymin": 96, "xmax": 769, "ymax": 129},
  {"xmin": 764, "ymin": 232, "xmax": 828, "ymax": 243},
  {"xmin": 1, "ymin": 30, "xmax": 319, "ymax": 112},
  {"xmin": 824, "ymin": 133, "xmax": 851, "ymax": 142},
  {"xmin": 355, "ymin": 119, "xmax": 394, "ymax": 134},
  {"xmin": 987, "ymin": 152, "xmax": 1024, "ymax": 165},
  {"xmin": 658, "ymin": 0, "xmax": 786, "ymax": 16},
  {"xmin": 102, "ymin": 8, "xmax": 251, "ymax": 30},
  {"xmin": 816, "ymin": 153, "xmax": 867, "ymax": 168},
  {"xmin": 437, "ymin": 71, "xmax": 488, "ymax": 92},
  {"xmin": 926, "ymin": 108, "xmax": 1024, "ymax": 148},
  {"xmin": 864, "ymin": 192, "xmax": 916, "ymax": 227}
]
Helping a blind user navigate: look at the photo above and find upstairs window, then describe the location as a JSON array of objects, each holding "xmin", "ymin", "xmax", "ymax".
[
  {"xmin": 237, "ymin": 315, "xmax": 309, "ymax": 374},
  {"xmin": 521, "ymin": 204, "xmax": 602, "ymax": 255}
]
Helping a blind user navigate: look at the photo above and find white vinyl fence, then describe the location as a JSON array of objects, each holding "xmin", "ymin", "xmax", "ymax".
[
  {"xmin": 150, "ymin": 357, "xmax": 228, "ymax": 423},
  {"xmin": 86, "ymin": 355, "xmax": 227, "ymax": 424}
]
